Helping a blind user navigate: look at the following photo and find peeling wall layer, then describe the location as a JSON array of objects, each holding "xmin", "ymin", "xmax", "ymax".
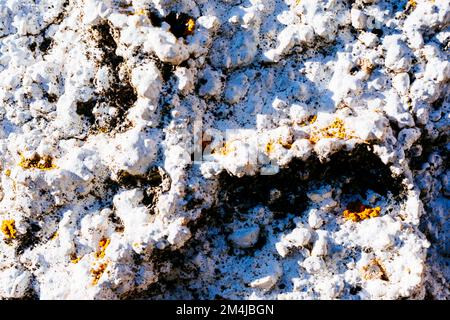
[{"xmin": 0, "ymin": 0, "xmax": 448, "ymax": 299}]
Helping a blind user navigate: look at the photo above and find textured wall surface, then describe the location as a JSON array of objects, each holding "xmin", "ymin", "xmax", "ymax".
[{"xmin": 0, "ymin": 0, "xmax": 448, "ymax": 299}]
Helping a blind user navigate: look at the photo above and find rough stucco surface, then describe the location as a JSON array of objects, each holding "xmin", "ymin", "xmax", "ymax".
[{"xmin": 0, "ymin": 0, "xmax": 448, "ymax": 300}]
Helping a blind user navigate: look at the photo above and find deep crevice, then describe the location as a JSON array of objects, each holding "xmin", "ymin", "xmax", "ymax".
[
  {"xmin": 216, "ymin": 144, "xmax": 405, "ymax": 219},
  {"xmin": 77, "ymin": 21, "xmax": 137, "ymax": 133}
]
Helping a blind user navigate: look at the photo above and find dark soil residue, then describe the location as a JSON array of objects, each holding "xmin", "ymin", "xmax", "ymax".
[
  {"xmin": 113, "ymin": 167, "xmax": 172, "ymax": 211},
  {"xmin": 77, "ymin": 22, "xmax": 137, "ymax": 133},
  {"xmin": 216, "ymin": 144, "xmax": 405, "ymax": 219}
]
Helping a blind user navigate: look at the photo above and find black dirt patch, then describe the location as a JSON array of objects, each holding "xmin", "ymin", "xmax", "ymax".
[
  {"xmin": 76, "ymin": 99, "xmax": 96, "ymax": 124},
  {"xmin": 39, "ymin": 37, "xmax": 52, "ymax": 53},
  {"xmin": 127, "ymin": 9, "xmax": 194, "ymax": 38},
  {"xmin": 115, "ymin": 167, "xmax": 171, "ymax": 211},
  {"xmin": 164, "ymin": 11, "xmax": 195, "ymax": 38},
  {"xmin": 160, "ymin": 62, "xmax": 175, "ymax": 82},
  {"xmin": 216, "ymin": 144, "xmax": 405, "ymax": 218},
  {"xmin": 148, "ymin": 11, "xmax": 163, "ymax": 27},
  {"xmin": 28, "ymin": 42, "xmax": 37, "ymax": 52},
  {"xmin": 35, "ymin": 0, "xmax": 69, "ymax": 55},
  {"xmin": 44, "ymin": 92, "xmax": 58, "ymax": 103},
  {"xmin": 409, "ymin": 134, "xmax": 449, "ymax": 172},
  {"xmin": 15, "ymin": 224, "xmax": 40, "ymax": 255},
  {"xmin": 80, "ymin": 21, "xmax": 137, "ymax": 133}
]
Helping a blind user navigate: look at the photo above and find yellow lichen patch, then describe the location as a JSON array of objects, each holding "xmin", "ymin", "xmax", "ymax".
[
  {"xmin": 265, "ymin": 137, "xmax": 292, "ymax": 154},
  {"xmin": 309, "ymin": 118, "xmax": 356, "ymax": 143},
  {"xmin": 70, "ymin": 253, "xmax": 81, "ymax": 264},
  {"xmin": 277, "ymin": 137, "xmax": 292, "ymax": 149},
  {"xmin": 265, "ymin": 141, "xmax": 275, "ymax": 154},
  {"xmin": 343, "ymin": 202, "xmax": 381, "ymax": 222},
  {"xmin": 51, "ymin": 231, "xmax": 59, "ymax": 240},
  {"xmin": 98, "ymin": 127, "xmax": 109, "ymax": 134},
  {"xmin": 185, "ymin": 18, "xmax": 195, "ymax": 35},
  {"xmin": 297, "ymin": 114, "xmax": 317, "ymax": 127},
  {"xmin": 213, "ymin": 142, "xmax": 236, "ymax": 156},
  {"xmin": 5, "ymin": 169, "xmax": 11, "ymax": 177},
  {"xmin": 91, "ymin": 262, "xmax": 108, "ymax": 285},
  {"xmin": 407, "ymin": 0, "xmax": 417, "ymax": 8},
  {"xmin": 18, "ymin": 153, "xmax": 57, "ymax": 171},
  {"xmin": 95, "ymin": 238, "xmax": 111, "ymax": 259},
  {"xmin": 1, "ymin": 219, "xmax": 17, "ymax": 239},
  {"xmin": 361, "ymin": 259, "xmax": 389, "ymax": 281},
  {"xmin": 403, "ymin": 0, "xmax": 421, "ymax": 17},
  {"xmin": 134, "ymin": 8, "xmax": 147, "ymax": 16},
  {"xmin": 132, "ymin": 242, "xmax": 141, "ymax": 250}
]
